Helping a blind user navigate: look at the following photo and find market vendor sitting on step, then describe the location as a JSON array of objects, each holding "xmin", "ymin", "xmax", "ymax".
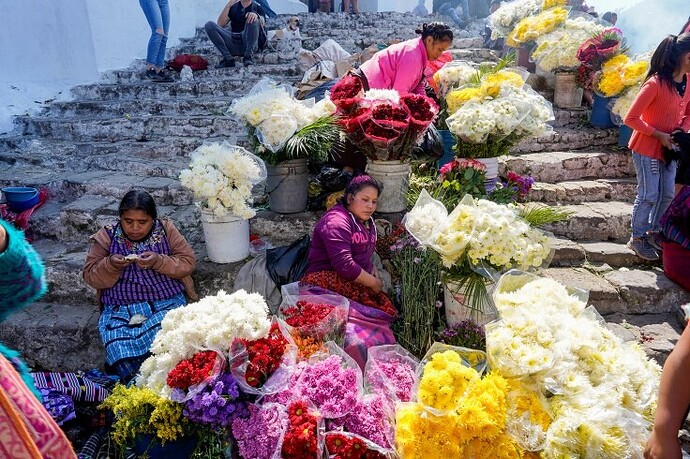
[
  {"xmin": 83, "ymin": 190, "xmax": 197, "ymax": 381},
  {"xmin": 204, "ymin": 0, "xmax": 267, "ymax": 68}
]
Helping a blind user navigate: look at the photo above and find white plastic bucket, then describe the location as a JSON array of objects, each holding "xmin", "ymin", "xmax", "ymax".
[
  {"xmin": 200, "ymin": 210, "xmax": 249, "ymax": 263},
  {"xmin": 365, "ymin": 160, "xmax": 411, "ymax": 214},
  {"xmin": 443, "ymin": 280, "xmax": 497, "ymax": 326}
]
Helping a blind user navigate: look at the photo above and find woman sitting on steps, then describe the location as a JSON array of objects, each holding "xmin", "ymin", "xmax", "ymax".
[{"xmin": 83, "ymin": 190, "xmax": 197, "ymax": 382}]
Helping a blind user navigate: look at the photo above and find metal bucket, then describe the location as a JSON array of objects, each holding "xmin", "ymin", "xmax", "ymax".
[{"xmin": 266, "ymin": 158, "xmax": 309, "ymax": 214}]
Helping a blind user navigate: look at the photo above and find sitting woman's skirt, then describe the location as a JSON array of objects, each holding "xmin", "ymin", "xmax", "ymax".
[
  {"xmin": 301, "ymin": 270, "xmax": 396, "ymax": 316},
  {"xmin": 98, "ymin": 293, "xmax": 186, "ymax": 380}
]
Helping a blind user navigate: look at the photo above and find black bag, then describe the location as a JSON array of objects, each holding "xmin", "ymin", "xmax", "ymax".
[{"xmin": 265, "ymin": 235, "xmax": 311, "ymax": 286}]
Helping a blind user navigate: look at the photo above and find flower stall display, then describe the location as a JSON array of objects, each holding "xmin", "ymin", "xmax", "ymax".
[
  {"xmin": 488, "ymin": 0, "xmax": 566, "ymax": 40},
  {"xmin": 594, "ymin": 52, "xmax": 650, "ymax": 98},
  {"xmin": 486, "ymin": 270, "xmax": 661, "ymax": 457},
  {"xmin": 232, "ymin": 403, "xmax": 289, "ymax": 459},
  {"xmin": 611, "ymin": 83, "xmax": 641, "ymax": 123},
  {"xmin": 505, "ymin": 6, "xmax": 569, "ymax": 48},
  {"xmin": 576, "ymin": 27, "xmax": 626, "ymax": 91},
  {"xmin": 364, "ymin": 344, "xmax": 419, "ymax": 406},
  {"xmin": 229, "ymin": 78, "xmax": 340, "ymax": 214},
  {"xmin": 405, "ymin": 190, "xmax": 552, "ymax": 325},
  {"xmin": 282, "ymin": 400, "xmax": 322, "ymax": 458},
  {"xmin": 531, "ymin": 16, "xmax": 605, "ymax": 72},
  {"xmin": 443, "ymin": 65, "xmax": 553, "ymax": 189},
  {"xmin": 325, "ymin": 431, "xmax": 393, "ymax": 458},
  {"xmin": 137, "ymin": 290, "xmax": 272, "ymax": 399},
  {"xmin": 329, "ymin": 79, "xmax": 439, "ymax": 212},
  {"xmin": 179, "ymin": 142, "xmax": 266, "ymax": 262}
]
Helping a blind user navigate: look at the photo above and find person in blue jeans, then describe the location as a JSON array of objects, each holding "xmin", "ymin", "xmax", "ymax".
[
  {"xmin": 139, "ymin": 0, "xmax": 173, "ymax": 82},
  {"xmin": 437, "ymin": 0, "xmax": 470, "ymax": 27},
  {"xmin": 205, "ymin": 0, "xmax": 267, "ymax": 68}
]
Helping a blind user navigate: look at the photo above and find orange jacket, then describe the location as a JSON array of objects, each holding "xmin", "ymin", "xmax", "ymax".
[
  {"xmin": 625, "ymin": 73, "xmax": 690, "ymax": 160},
  {"xmin": 83, "ymin": 218, "xmax": 198, "ymax": 305}
]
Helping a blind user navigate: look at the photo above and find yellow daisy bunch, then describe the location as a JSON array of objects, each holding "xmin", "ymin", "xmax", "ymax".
[
  {"xmin": 621, "ymin": 60, "xmax": 650, "ymax": 86},
  {"xmin": 542, "ymin": 0, "xmax": 567, "ymax": 9},
  {"xmin": 100, "ymin": 384, "xmax": 188, "ymax": 446},
  {"xmin": 418, "ymin": 350, "xmax": 480, "ymax": 412},
  {"xmin": 597, "ymin": 55, "xmax": 630, "ymax": 97},
  {"xmin": 507, "ymin": 7, "xmax": 569, "ymax": 47},
  {"xmin": 446, "ymin": 87, "xmax": 484, "ymax": 114},
  {"xmin": 482, "ymin": 71, "xmax": 526, "ymax": 98},
  {"xmin": 395, "ymin": 403, "xmax": 464, "ymax": 459}
]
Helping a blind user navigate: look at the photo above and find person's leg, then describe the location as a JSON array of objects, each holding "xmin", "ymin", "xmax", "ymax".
[
  {"xmin": 204, "ymin": 21, "xmax": 236, "ymax": 63},
  {"xmin": 459, "ymin": 0, "xmax": 471, "ymax": 20},
  {"xmin": 344, "ymin": 0, "xmax": 351, "ymax": 12},
  {"xmin": 351, "ymin": 0, "xmax": 359, "ymax": 13},
  {"xmin": 153, "ymin": 0, "xmax": 170, "ymax": 71},
  {"xmin": 241, "ymin": 20, "xmax": 260, "ymax": 64},
  {"xmin": 651, "ymin": 159, "xmax": 677, "ymax": 232},
  {"xmin": 630, "ymin": 152, "xmax": 661, "ymax": 260},
  {"xmin": 254, "ymin": 0, "xmax": 278, "ymax": 18},
  {"xmin": 139, "ymin": 0, "xmax": 164, "ymax": 71}
]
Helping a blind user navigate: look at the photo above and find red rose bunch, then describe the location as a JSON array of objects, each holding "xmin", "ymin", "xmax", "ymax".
[
  {"xmin": 281, "ymin": 400, "xmax": 320, "ymax": 459},
  {"xmin": 166, "ymin": 350, "xmax": 219, "ymax": 390},
  {"xmin": 331, "ymin": 75, "xmax": 364, "ymax": 114},
  {"xmin": 325, "ymin": 433, "xmax": 387, "ymax": 459},
  {"xmin": 283, "ymin": 300, "xmax": 333, "ymax": 328},
  {"xmin": 240, "ymin": 322, "xmax": 289, "ymax": 387}
]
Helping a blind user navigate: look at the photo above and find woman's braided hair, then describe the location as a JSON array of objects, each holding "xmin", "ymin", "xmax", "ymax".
[{"xmin": 415, "ymin": 22, "xmax": 453, "ymax": 43}]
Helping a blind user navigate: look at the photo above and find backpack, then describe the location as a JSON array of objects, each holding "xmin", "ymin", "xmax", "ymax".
[{"xmin": 167, "ymin": 54, "xmax": 208, "ymax": 71}]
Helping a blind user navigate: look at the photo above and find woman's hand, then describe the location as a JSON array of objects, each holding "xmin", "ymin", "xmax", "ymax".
[
  {"xmin": 110, "ymin": 254, "xmax": 134, "ymax": 270},
  {"xmin": 369, "ymin": 276, "xmax": 383, "ymax": 293},
  {"xmin": 135, "ymin": 251, "xmax": 160, "ymax": 270},
  {"xmin": 0, "ymin": 224, "xmax": 7, "ymax": 253},
  {"xmin": 644, "ymin": 429, "xmax": 682, "ymax": 459},
  {"xmin": 655, "ymin": 130, "xmax": 678, "ymax": 150}
]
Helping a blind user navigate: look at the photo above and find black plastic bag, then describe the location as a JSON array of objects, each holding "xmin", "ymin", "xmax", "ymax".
[
  {"xmin": 316, "ymin": 167, "xmax": 353, "ymax": 192},
  {"xmin": 412, "ymin": 125, "xmax": 444, "ymax": 164},
  {"xmin": 265, "ymin": 235, "xmax": 311, "ymax": 286}
]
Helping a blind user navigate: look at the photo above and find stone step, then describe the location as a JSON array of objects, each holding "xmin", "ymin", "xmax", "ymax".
[
  {"xmin": 528, "ymin": 178, "xmax": 637, "ymax": 204},
  {"xmin": 71, "ymin": 75, "xmax": 299, "ymax": 100},
  {"xmin": 169, "ymin": 43, "xmax": 300, "ymax": 62},
  {"xmin": 549, "ymin": 237, "xmax": 657, "ymax": 269},
  {"xmin": 552, "ymin": 106, "xmax": 589, "ymax": 128},
  {"xmin": 511, "ymin": 127, "xmax": 620, "ymax": 154},
  {"xmin": 47, "ymin": 96, "xmax": 238, "ymax": 119},
  {"xmin": 502, "ymin": 149, "xmax": 633, "ymax": 183},
  {"xmin": 543, "ymin": 266, "xmax": 690, "ymax": 315},
  {"xmin": 544, "ymin": 201, "xmax": 632, "ymax": 243},
  {"xmin": 16, "ymin": 115, "xmax": 242, "ymax": 142}
]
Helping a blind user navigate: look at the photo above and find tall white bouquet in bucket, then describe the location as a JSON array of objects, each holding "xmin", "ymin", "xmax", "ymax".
[{"xmin": 179, "ymin": 142, "xmax": 267, "ymax": 263}]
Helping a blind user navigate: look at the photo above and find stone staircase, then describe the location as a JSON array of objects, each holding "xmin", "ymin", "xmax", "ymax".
[{"xmin": 0, "ymin": 11, "xmax": 685, "ymax": 372}]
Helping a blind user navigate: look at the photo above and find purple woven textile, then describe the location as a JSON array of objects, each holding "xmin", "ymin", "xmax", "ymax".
[{"xmin": 343, "ymin": 300, "xmax": 396, "ymax": 369}]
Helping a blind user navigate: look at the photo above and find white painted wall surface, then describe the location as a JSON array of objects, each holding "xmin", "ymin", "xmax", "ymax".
[
  {"xmin": 359, "ymin": 0, "xmax": 431, "ymax": 13},
  {"xmin": 0, "ymin": 0, "xmax": 306, "ymax": 133}
]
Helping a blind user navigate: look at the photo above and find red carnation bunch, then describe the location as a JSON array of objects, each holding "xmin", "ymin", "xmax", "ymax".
[
  {"xmin": 239, "ymin": 323, "xmax": 289, "ymax": 387},
  {"xmin": 283, "ymin": 300, "xmax": 333, "ymax": 328},
  {"xmin": 325, "ymin": 433, "xmax": 387, "ymax": 459},
  {"xmin": 576, "ymin": 27, "xmax": 625, "ymax": 89},
  {"xmin": 281, "ymin": 400, "xmax": 320, "ymax": 458},
  {"xmin": 166, "ymin": 350, "xmax": 219, "ymax": 390},
  {"xmin": 282, "ymin": 299, "xmax": 348, "ymax": 344}
]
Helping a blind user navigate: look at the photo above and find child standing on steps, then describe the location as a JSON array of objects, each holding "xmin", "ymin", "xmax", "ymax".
[{"xmin": 624, "ymin": 33, "xmax": 690, "ymax": 261}]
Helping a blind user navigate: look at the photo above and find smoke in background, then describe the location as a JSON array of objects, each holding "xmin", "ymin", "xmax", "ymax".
[{"xmin": 587, "ymin": 0, "xmax": 688, "ymax": 53}]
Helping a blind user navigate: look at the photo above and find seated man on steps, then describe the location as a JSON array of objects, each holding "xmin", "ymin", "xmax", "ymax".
[{"xmin": 205, "ymin": 0, "xmax": 267, "ymax": 68}]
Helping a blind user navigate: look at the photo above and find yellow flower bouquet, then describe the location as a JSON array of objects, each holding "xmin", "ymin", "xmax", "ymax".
[
  {"xmin": 595, "ymin": 53, "xmax": 650, "ymax": 97},
  {"xmin": 507, "ymin": 6, "xmax": 569, "ymax": 48},
  {"xmin": 531, "ymin": 16, "xmax": 605, "ymax": 72}
]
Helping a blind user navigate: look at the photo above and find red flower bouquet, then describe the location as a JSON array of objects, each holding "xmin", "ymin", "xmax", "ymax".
[
  {"xmin": 325, "ymin": 432, "xmax": 390, "ymax": 459},
  {"xmin": 230, "ymin": 320, "xmax": 295, "ymax": 394},
  {"xmin": 281, "ymin": 400, "xmax": 321, "ymax": 459},
  {"xmin": 331, "ymin": 86, "xmax": 438, "ymax": 161},
  {"xmin": 166, "ymin": 350, "xmax": 222, "ymax": 391},
  {"xmin": 576, "ymin": 27, "xmax": 625, "ymax": 89},
  {"xmin": 331, "ymin": 75, "xmax": 365, "ymax": 114}
]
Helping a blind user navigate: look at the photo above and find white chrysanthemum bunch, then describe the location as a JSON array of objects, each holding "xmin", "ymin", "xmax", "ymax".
[
  {"xmin": 179, "ymin": 142, "xmax": 265, "ymax": 218},
  {"xmin": 137, "ymin": 289, "xmax": 271, "ymax": 398},
  {"xmin": 532, "ymin": 18, "xmax": 606, "ymax": 72},
  {"xmin": 433, "ymin": 61, "xmax": 477, "ymax": 98},
  {"xmin": 611, "ymin": 83, "xmax": 642, "ymax": 122},
  {"xmin": 488, "ymin": 0, "xmax": 543, "ymax": 39},
  {"xmin": 446, "ymin": 84, "xmax": 552, "ymax": 143},
  {"xmin": 230, "ymin": 85, "xmax": 336, "ymax": 152},
  {"xmin": 487, "ymin": 275, "xmax": 661, "ymax": 457},
  {"xmin": 364, "ymin": 89, "xmax": 400, "ymax": 104}
]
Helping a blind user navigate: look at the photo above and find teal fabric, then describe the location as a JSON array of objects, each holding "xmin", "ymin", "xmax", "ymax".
[{"xmin": 0, "ymin": 220, "xmax": 47, "ymax": 321}]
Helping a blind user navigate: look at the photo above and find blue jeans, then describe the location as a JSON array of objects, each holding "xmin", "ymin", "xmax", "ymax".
[
  {"xmin": 254, "ymin": 0, "xmax": 277, "ymax": 18},
  {"xmin": 204, "ymin": 20, "xmax": 260, "ymax": 60},
  {"xmin": 631, "ymin": 152, "xmax": 677, "ymax": 238},
  {"xmin": 139, "ymin": 0, "xmax": 170, "ymax": 69}
]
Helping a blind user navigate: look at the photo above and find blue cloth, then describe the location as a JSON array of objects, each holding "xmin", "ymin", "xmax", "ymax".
[
  {"xmin": 139, "ymin": 0, "xmax": 170, "ymax": 68},
  {"xmin": 98, "ymin": 293, "xmax": 186, "ymax": 370},
  {"xmin": 631, "ymin": 152, "xmax": 677, "ymax": 238},
  {"xmin": 0, "ymin": 219, "xmax": 46, "ymax": 321},
  {"xmin": 254, "ymin": 0, "xmax": 277, "ymax": 18}
]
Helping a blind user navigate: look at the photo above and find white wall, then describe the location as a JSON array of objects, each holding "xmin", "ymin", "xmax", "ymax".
[{"xmin": 360, "ymin": 0, "xmax": 431, "ymax": 13}]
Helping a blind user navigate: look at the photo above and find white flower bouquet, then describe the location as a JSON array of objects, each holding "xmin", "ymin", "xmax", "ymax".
[
  {"xmin": 444, "ymin": 68, "xmax": 554, "ymax": 157},
  {"xmin": 531, "ymin": 16, "xmax": 605, "ymax": 72},
  {"xmin": 610, "ymin": 83, "xmax": 641, "ymax": 125},
  {"xmin": 486, "ymin": 271, "xmax": 661, "ymax": 456},
  {"xmin": 137, "ymin": 289, "xmax": 272, "ymax": 399},
  {"xmin": 179, "ymin": 142, "xmax": 266, "ymax": 219},
  {"xmin": 489, "ymin": 0, "xmax": 545, "ymax": 40},
  {"xmin": 229, "ymin": 78, "xmax": 339, "ymax": 165}
]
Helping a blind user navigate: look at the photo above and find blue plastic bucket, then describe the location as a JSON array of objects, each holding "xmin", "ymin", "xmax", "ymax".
[
  {"xmin": 618, "ymin": 125, "xmax": 633, "ymax": 147},
  {"xmin": 590, "ymin": 94, "xmax": 616, "ymax": 128},
  {"xmin": 1, "ymin": 187, "xmax": 39, "ymax": 212},
  {"xmin": 437, "ymin": 129, "xmax": 456, "ymax": 168}
]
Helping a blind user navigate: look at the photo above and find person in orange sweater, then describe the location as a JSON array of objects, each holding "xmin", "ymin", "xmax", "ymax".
[{"xmin": 624, "ymin": 33, "xmax": 690, "ymax": 261}]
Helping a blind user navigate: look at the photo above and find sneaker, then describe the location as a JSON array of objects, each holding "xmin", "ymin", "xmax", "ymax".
[
  {"xmin": 153, "ymin": 70, "xmax": 174, "ymax": 83},
  {"xmin": 627, "ymin": 237, "xmax": 660, "ymax": 261},
  {"xmin": 215, "ymin": 58, "xmax": 236, "ymax": 68},
  {"xmin": 145, "ymin": 68, "xmax": 158, "ymax": 80},
  {"xmin": 243, "ymin": 56, "xmax": 254, "ymax": 67},
  {"xmin": 646, "ymin": 231, "xmax": 663, "ymax": 252}
]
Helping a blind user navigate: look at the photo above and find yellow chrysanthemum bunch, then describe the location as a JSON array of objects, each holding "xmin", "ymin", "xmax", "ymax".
[
  {"xmin": 100, "ymin": 384, "xmax": 188, "ymax": 446},
  {"xmin": 505, "ymin": 379, "xmax": 553, "ymax": 452},
  {"xmin": 446, "ymin": 87, "xmax": 484, "ymax": 114},
  {"xmin": 396, "ymin": 403, "xmax": 464, "ymax": 459},
  {"xmin": 418, "ymin": 350, "xmax": 480, "ymax": 412},
  {"xmin": 445, "ymin": 70, "xmax": 525, "ymax": 117},
  {"xmin": 598, "ymin": 54, "xmax": 650, "ymax": 97},
  {"xmin": 507, "ymin": 6, "xmax": 569, "ymax": 47},
  {"xmin": 542, "ymin": 0, "xmax": 567, "ymax": 9}
]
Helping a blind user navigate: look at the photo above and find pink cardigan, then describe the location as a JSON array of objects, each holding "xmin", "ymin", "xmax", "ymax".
[
  {"xmin": 358, "ymin": 37, "xmax": 428, "ymax": 95},
  {"xmin": 624, "ymin": 74, "xmax": 690, "ymax": 160}
]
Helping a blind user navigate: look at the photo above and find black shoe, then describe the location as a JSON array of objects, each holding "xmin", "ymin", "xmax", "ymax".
[
  {"xmin": 153, "ymin": 70, "xmax": 174, "ymax": 83},
  {"xmin": 145, "ymin": 69, "xmax": 158, "ymax": 80},
  {"xmin": 216, "ymin": 58, "xmax": 236, "ymax": 68},
  {"xmin": 243, "ymin": 56, "xmax": 254, "ymax": 67}
]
